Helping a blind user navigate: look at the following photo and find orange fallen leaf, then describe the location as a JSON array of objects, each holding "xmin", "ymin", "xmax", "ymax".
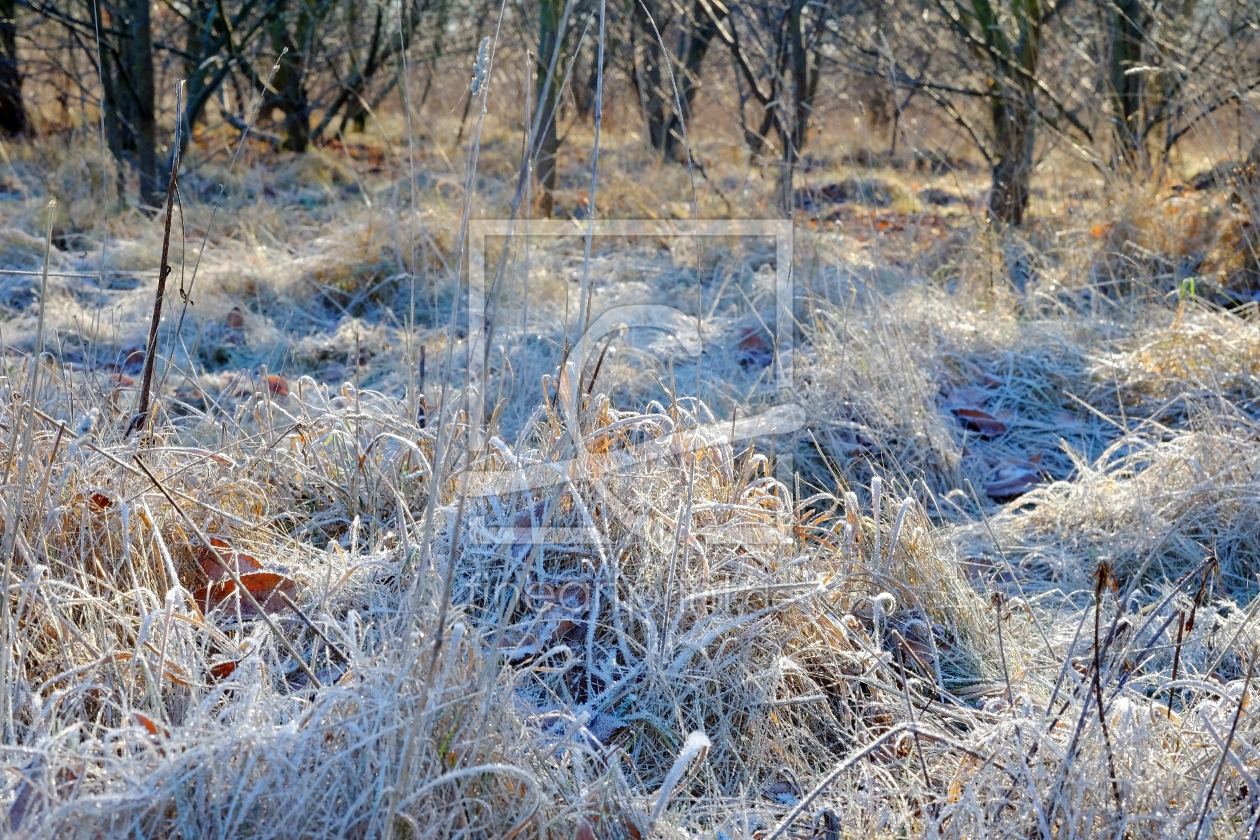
[
  {"xmin": 266, "ymin": 374, "xmax": 289, "ymax": 396},
  {"xmin": 209, "ymin": 660, "xmax": 237, "ymax": 681},
  {"xmin": 196, "ymin": 539, "xmax": 263, "ymax": 582},
  {"xmin": 133, "ymin": 713, "xmax": 165, "ymax": 736},
  {"xmin": 194, "ymin": 572, "xmax": 296, "ymax": 617}
]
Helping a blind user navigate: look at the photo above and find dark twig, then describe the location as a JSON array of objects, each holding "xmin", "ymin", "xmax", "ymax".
[
  {"xmin": 1168, "ymin": 609, "xmax": 1185, "ymax": 719},
  {"xmin": 277, "ymin": 590, "xmax": 351, "ymax": 666},
  {"xmin": 129, "ymin": 80, "xmax": 185, "ymax": 439},
  {"xmin": 1194, "ymin": 649, "xmax": 1256, "ymax": 840},
  {"xmin": 1093, "ymin": 562, "xmax": 1122, "ymax": 813}
]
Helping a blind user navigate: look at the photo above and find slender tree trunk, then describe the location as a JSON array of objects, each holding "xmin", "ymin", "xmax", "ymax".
[
  {"xmin": 630, "ymin": 0, "xmax": 670, "ymax": 151},
  {"xmin": 675, "ymin": 0, "xmax": 724, "ymax": 128},
  {"xmin": 649, "ymin": 0, "xmax": 726, "ymax": 157},
  {"xmin": 90, "ymin": 0, "xmax": 125, "ymax": 199},
  {"xmin": 92, "ymin": 0, "xmax": 157, "ymax": 207},
  {"xmin": 124, "ymin": 0, "xmax": 158, "ymax": 206},
  {"xmin": 268, "ymin": 1, "xmax": 314, "ymax": 152},
  {"xmin": 787, "ymin": 0, "xmax": 807, "ymax": 166},
  {"xmin": 988, "ymin": 84, "xmax": 1035, "ymax": 226},
  {"xmin": 341, "ymin": 7, "xmax": 383, "ymax": 133},
  {"xmin": 975, "ymin": 0, "xmax": 1042, "ymax": 226},
  {"xmin": 773, "ymin": 0, "xmax": 818, "ymax": 211},
  {"xmin": 0, "ymin": 0, "xmax": 25, "ymax": 135},
  {"xmin": 536, "ymin": 0, "xmax": 567, "ymax": 216},
  {"xmin": 1109, "ymin": 0, "xmax": 1145, "ymax": 166}
]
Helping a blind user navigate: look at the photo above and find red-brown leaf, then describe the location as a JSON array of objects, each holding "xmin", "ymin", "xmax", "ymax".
[
  {"xmin": 952, "ymin": 408, "xmax": 1007, "ymax": 437},
  {"xmin": 209, "ymin": 660, "xmax": 237, "ymax": 681},
  {"xmin": 133, "ymin": 713, "xmax": 164, "ymax": 736},
  {"xmin": 266, "ymin": 374, "xmax": 289, "ymax": 396},
  {"xmin": 194, "ymin": 572, "xmax": 296, "ymax": 616},
  {"xmin": 89, "ymin": 492, "xmax": 113, "ymax": 511},
  {"xmin": 196, "ymin": 539, "xmax": 263, "ymax": 583},
  {"xmin": 985, "ymin": 473, "xmax": 1041, "ymax": 499}
]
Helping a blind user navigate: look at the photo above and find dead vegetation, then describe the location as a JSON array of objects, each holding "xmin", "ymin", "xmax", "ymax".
[{"xmin": 3, "ymin": 79, "xmax": 1260, "ymax": 839}]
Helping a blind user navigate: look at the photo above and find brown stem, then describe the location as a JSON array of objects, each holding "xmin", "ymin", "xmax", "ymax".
[
  {"xmin": 1168, "ymin": 609, "xmax": 1184, "ymax": 719},
  {"xmin": 130, "ymin": 81, "xmax": 185, "ymax": 439},
  {"xmin": 1093, "ymin": 563, "xmax": 1122, "ymax": 813}
]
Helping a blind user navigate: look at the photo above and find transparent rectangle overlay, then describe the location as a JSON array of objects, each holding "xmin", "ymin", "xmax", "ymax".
[{"xmin": 467, "ymin": 219, "xmax": 798, "ymax": 548}]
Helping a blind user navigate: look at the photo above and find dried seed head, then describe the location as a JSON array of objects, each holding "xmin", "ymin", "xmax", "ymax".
[{"xmin": 471, "ymin": 36, "xmax": 492, "ymax": 97}]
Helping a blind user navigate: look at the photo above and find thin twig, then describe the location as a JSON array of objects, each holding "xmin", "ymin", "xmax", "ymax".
[
  {"xmin": 130, "ymin": 80, "xmax": 185, "ymax": 438},
  {"xmin": 1169, "ymin": 609, "xmax": 1185, "ymax": 719},
  {"xmin": 1194, "ymin": 649, "xmax": 1257, "ymax": 840},
  {"xmin": 1093, "ymin": 563, "xmax": 1122, "ymax": 813}
]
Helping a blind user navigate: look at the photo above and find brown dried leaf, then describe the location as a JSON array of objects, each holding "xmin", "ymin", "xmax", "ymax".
[
  {"xmin": 196, "ymin": 538, "xmax": 263, "ymax": 583},
  {"xmin": 952, "ymin": 407, "xmax": 1008, "ymax": 437},
  {"xmin": 194, "ymin": 572, "xmax": 296, "ymax": 617},
  {"xmin": 266, "ymin": 374, "xmax": 289, "ymax": 396}
]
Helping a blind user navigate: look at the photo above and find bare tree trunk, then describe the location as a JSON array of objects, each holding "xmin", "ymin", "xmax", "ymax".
[
  {"xmin": 92, "ymin": 0, "xmax": 157, "ymax": 207},
  {"xmin": 536, "ymin": 0, "xmax": 567, "ymax": 216},
  {"xmin": 963, "ymin": 0, "xmax": 1042, "ymax": 226},
  {"xmin": 268, "ymin": 3, "xmax": 314, "ymax": 153},
  {"xmin": 787, "ymin": 0, "xmax": 808, "ymax": 169},
  {"xmin": 988, "ymin": 85, "xmax": 1035, "ymax": 225},
  {"xmin": 124, "ymin": 0, "xmax": 158, "ymax": 206},
  {"xmin": 772, "ymin": 0, "xmax": 819, "ymax": 211},
  {"xmin": 0, "ymin": 0, "xmax": 25, "ymax": 135},
  {"xmin": 341, "ymin": 4, "xmax": 383, "ymax": 133},
  {"xmin": 674, "ymin": 0, "xmax": 724, "ymax": 132},
  {"xmin": 630, "ymin": 0, "xmax": 670, "ymax": 151},
  {"xmin": 90, "ymin": 0, "xmax": 125, "ymax": 199},
  {"xmin": 1109, "ymin": 0, "xmax": 1145, "ymax": 166}
]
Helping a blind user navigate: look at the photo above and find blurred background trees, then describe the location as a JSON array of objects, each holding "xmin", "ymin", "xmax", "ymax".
[{"xmin": 4, "ymin": 0, "xmax": 1260, "ymax": 220}]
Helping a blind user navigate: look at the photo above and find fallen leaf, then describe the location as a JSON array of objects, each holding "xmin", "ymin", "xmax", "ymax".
[
  {"xmin": 764, "ymin": 778, "xmax": 801, "ymax": 805},
  {"xmin": 194, "ymin": 572, "xmax": 296, "ymax": 617},
  {"xmin": 945, "ymin": 386, "xmax": 992, "ymax": 408},
  {"xmin": 89, "ymin": 492, "xmax": 113, "ymax": 511},
  {"xmin": 209, "ymin": 660, "xmax": 237, "ymax": 681},
  {"xmin": 196, "ymin": 538, "xmax": 263, "ymax": 582},
  {"xmin": 735, "ymin": 326, "xmax": 773, "ymax": 368},
  {"xmin": 985, "ymin": 460, "xmax": 1044, "ymax": 499},
  {"xmin": 133, "ymin": 713, "xmax": 165, "ymax": 736},
  {"xmin": 226, "ymin": 307, "xmax": 245, "ymax": 328},
  {"xmin": 265, "ymin": 374, "xmax": 288, "ymax": 396},
  {"xmin": 1050, "ymin": 410, "xmax": 1080, "ymax": 426},
  {"xmin": 952, "ymin": 408, "xmax": 1008, "ymax": 437}
]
